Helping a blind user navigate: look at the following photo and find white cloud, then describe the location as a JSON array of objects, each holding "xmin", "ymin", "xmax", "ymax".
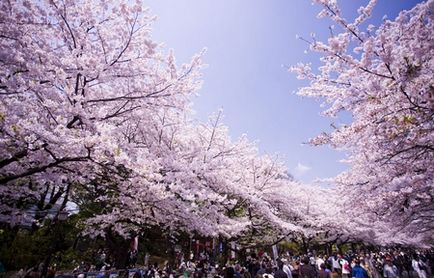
[{"xmin": 294, "ymin": 162, "xmax": 312, "ymax": 176}]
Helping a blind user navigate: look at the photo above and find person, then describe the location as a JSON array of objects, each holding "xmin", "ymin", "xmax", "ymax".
[
  {"xmin": 329, "ymin": 254, "xmax": 341, "ymax": 273},
  {"xmin": 257, "ymin": 263, "xmax": 267, "ymax": 276},
  {"xmin": 412, "ymin": 255, "xmax": 427, "ymax": 278},
  {"xmin": 338, "ymin": 256, "xmax": 350, "ymax": 278},
  {"xmin": 383, "ymin": 257, "xmax": 399, "ymax": 278},
  {"xmin": 299, "ymin": 257, "xmax": 315, "ymax": 278},
  {"xmin": 329, "ymin": 268, "xmax": 340, "ymax": 278},
  {"xmin": 251, "ymin": 261, "xmax": 261, "ymax": 278},
  {"xmin": 280, "ymin": 259, "xmax": 293, "ymax": 278},
  {"xmin": 128, "ymin": 250, "xmax": 138, "ymax": 267},
  {"xmin": 358, "ymin": 257, "xmax": 373, "ymax": 278},
  {"xmin": 291, "ymin": 260, "xmax": 300, "ymax": 278},
  {"xmin": 317, "ymin": 263, "xmax": 329, "ymax": 278},
  {"xmin": 274, "ymin": 261, "xmax": 289, "ymax": 278},
  {"xmin": 316, "ymin": 256, "xmax": 325, "ymax": 271},
  {"xmin": 225, "ymin": 265, "xmax": 235, "ymax": 278},
  {"xmin": 350, "ymin": 259, "xmax": 368, "ymax": 278},
  {"xmin": 96, "ymin": 249, "xmax": 107, "ymax": 270},
  {"xmin": 242, "ymin": 269, "xmax": 252, "ymax": 278},
  {"xmin": 234, "ymin": 264, "xmax": 242, "ymax": 278}
]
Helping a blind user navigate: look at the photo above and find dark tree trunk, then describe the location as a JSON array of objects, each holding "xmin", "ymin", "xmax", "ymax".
[{"xmin": 105, "ymin": 230, "xmax": 130, "ymax": 269}]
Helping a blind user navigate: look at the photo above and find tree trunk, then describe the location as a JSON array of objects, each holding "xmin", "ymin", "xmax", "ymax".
[{"xmin": 106, "ymin": 230, "xmax": 129, "ymax": 269}]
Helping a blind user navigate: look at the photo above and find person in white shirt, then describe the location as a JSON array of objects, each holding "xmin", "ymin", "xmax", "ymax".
[
  {"xmin": 412, "ymin": 255, "xmax": 427, "ymax": 278},
  {"xmin": 339, "ymin": 256, "xmax": 350, "ymax": 278},
  {"xmin": 281, "ymin": 258, "xmax": 293, "ymax": 278},
  {"xmin": 316, "ymin": 255, "xmax": 325, "ymax": 270},
  {"xmin": 330, "ymin": 254, "xmax": 341, "ymax": 272},
  {"xmin": 383, "ymin": 257, "xmax": 399, "ymax": 278}
]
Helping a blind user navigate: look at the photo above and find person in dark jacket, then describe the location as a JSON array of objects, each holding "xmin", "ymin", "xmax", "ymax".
[
  {"xmin": 317, "ymin": 263, "xmax": 330, "ymax": 278},
  {"xmin": 226, "ymin": 266, "xmax": 235, "ymax": 278},
  {"xmin": 299, "ymin": 257, "xmax": 316, "ymax": 278},
  {"xmin": 274, "ymin": 260, "xmax": 289, "ymax": 278},
  {"xmin": 351, "ymin": 259, "xmax": 368, "ymax": 278}
]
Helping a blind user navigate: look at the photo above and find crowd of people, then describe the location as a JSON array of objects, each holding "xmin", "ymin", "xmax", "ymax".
[
  {"xmin": 11, "ymin": 247, "xmax": 431, "ymax": 278},
  {"xmin": 174, "ymin": 250, "xmax": 434, "ymax": 278},
  {"xmin": 226, "ymin": 251, "xmax": 433, "ymax": 278},
  {"xmin": 55, "ymin": 249, "xmax": 433, "ymax": 278}
]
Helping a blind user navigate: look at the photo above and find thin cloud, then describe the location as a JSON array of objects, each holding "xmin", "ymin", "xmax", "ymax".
[{"xmin": 294, "ymin": 162, "xmax": 312, "ymax": 176}]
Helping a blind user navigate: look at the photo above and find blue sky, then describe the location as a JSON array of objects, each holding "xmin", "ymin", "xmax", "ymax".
[{"xmin": 145, "ymin": 0, "xmax": 424, "ymax": 183}]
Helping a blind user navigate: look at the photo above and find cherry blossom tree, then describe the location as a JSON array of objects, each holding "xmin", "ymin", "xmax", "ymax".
[
  {"xmin": 292, "ymin": 0, "xmax": 434, "ymax": 246},
  {"xmin": 3, "ymin": 0, "xmax": 402, "ymax": 251},
  {"xmin": 82, "ymin": 105, "xmax": 343, "ymax": 246},
  {"xmin": 83, "ymin": 110, "xmax": 297, "ymax": 241},
  {"xmin": 0, "ymin": 0, "xmax": 203, "ymax": 227},
  {"xmin": 83, "ymin": 112, "xmax": 251, "ymax": 238},
  {"xmin": 0, "ymin": 0, "xmax": 336, "ymax": 248}
]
